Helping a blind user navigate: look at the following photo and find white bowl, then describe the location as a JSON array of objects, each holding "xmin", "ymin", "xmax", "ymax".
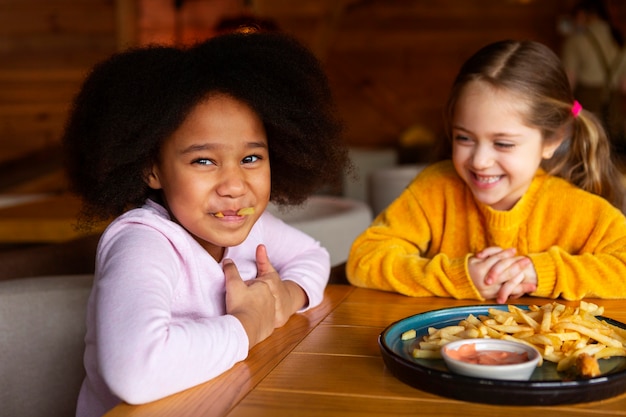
[{"xmin": 441, "ymin": 338, "xmax": 541, "ymax": 381}]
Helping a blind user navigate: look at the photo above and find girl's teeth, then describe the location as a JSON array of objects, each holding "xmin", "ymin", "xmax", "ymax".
[{"xmin": 477, "ymin": 175, "xmax": 500, "ymax": 184}]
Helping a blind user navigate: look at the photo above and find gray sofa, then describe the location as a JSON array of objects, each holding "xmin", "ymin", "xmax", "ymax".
[{"xmin": 0, "ymin": 274, "xmax": 93, "ymax": 417}]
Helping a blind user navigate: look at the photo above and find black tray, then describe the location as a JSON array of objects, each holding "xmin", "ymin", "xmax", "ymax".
[{"xmin": 379, "ymin": 304, "xmax": 626, "ymax": 405}]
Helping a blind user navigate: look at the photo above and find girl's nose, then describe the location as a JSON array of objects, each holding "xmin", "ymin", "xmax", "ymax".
[
  {"xmin": 216, "ymin": 166, "xmax": 246, "ymax": 197},
  {"xmin": 470, "ymin": 145, "xmax": 494, "ymax": 170}
]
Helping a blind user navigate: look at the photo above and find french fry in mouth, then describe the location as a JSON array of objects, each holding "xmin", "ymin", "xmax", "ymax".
[
  {"xmin": 237, "ymin": 207, "xmax": 255, "ymax": 216},
  {"xmin": 214, "ymin": 207, "xmax": 255, "ymax": 218}
]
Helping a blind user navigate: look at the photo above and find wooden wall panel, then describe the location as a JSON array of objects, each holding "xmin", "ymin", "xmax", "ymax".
[
  {"xmin": 0, "ymin": 1, "xmax": 113, "ymax": 35},
  {"xmin": 255, "ymin": 0, "xmax": 570, "ymax": 148},
  {"xmin": 3, "ymin": 0, "xmax": 626, "ymax": 191},
  {"xmin": 0, "ymin": 0, "xmax": 117, "ymax": 163}
]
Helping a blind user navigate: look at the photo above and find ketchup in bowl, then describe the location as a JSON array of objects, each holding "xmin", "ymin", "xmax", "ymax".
[
  {"xmin": 440, "ymin": 338, "xmax": 540, "ymax": 380},
  {"xmin": 444, "ymin": 342, "xmax": 529, "ymax": 365}
]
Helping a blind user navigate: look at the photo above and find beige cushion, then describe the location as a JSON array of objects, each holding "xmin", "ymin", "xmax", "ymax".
[
  {"xmin": 266, "ymin": 196, "xmax": 373, "ymax": 267},
  {"xmin": 0, "ymin": 274, "xmax": 93, "ymax": 417}
]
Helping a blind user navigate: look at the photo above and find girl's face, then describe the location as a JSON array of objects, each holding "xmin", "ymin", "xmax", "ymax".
[
  {"xmin": 451, "ymin": 81, "xmax": 560, "ymax": 211},
  {"xmin": 147, "ymin": 94, "xmax": 270, "ymax": 261}
]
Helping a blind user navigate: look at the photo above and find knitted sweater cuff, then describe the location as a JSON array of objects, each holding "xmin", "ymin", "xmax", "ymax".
[
  {"xmin": 528, "ymin": 252, "xmax": 557, "ymax": 297},
  {"xmin": 447, "ymin": 255, "xmax": 484, "ymax": 300}
]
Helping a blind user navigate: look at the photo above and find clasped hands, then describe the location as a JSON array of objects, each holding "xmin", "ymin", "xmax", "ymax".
[
  {"xmin": 223, "ymin": 244, "xmax": 307, "ymax": 348},
  {"xmin": 468, "ymin": 247, "xmax": 537, "ymax": 304}
]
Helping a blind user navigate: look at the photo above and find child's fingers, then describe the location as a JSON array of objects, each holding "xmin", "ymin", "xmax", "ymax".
[
  {"xmin": 495, "ymin": 267, "xmax": 536, "ymax": 303},
  {"xmin": 519, "ymin": 282, "xmax": 537, "ymax": 294},
  {"xmin": 475, "ymin": 246, "xmax": 514, "ymax": 259},
  {"xmin": 485, "ymin": 256, "xmax": 530, "ymax": 285},
  {"xmin": 223, "ymin": 258, "xmax": 248, "ymax": 291},
  {"xmin": 496, "ymin": 272, "xmax": 525, "ymax": 304},
  {"xmin": 255, "ymin": 244, "xmax": 276, "ymax": 277},
  {"xmin": 223, "ymin": 258, "xmax": 241, "ymax": 281}
]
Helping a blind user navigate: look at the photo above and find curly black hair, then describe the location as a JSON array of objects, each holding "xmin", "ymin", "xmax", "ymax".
[{"xmin": 62, "ymin": 32, "xmax": 348, "ymax": 225}]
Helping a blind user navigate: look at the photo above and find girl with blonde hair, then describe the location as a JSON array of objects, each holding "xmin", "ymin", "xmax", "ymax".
[{"xmin": 347, "ymin": 40, "xmax": 626, "ymax": 304}]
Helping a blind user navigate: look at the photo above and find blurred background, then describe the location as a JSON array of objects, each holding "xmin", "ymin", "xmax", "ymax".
[{"xmin": 1, "ymin": 0, "xmax": 625, "ymax": 255}]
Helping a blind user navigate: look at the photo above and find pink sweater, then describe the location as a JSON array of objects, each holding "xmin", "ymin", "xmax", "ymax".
[{"xmin": 76, "ymin": 200, "xmax": 329, "ymax": 417}]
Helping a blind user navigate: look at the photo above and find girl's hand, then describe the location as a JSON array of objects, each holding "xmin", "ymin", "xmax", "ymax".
[
  {"xmin": 494, "ymin": 259, "xmax": 537, "ymax": 304},
  {"xmin": 473, "ymin": 247, "xmax": 537, "ymax": 303},
  {"xmin": 468, "ymin": 247, "xmax": 515, "ymax": 300},
  {"xmin": 223, "ymin": 258, "xmax": 275, "ymax": 348},
  {"xmin": 254, "ymin": 244, "xmax": 307, "ymax": 328}
]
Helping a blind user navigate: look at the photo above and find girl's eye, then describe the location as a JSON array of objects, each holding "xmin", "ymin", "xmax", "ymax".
[
  {"xmin": 192, "ymin": 158, "xmax": 214, "ymax": 166},
  {"xmin": 495, "ymin": 142, "xmax": 515, "ymax": 149},
  {"xmin": 242, "ymin": 155, "xmax": 261, "ymax": 164},
  {"xmin": 454, "ymin": 134, "xmax": 472, "ymax": 143}
]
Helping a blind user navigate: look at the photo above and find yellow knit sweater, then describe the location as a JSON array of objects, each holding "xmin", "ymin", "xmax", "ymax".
[{"xmin": 346, "ymin": 160, "xmax": 626, "ymax": 300}]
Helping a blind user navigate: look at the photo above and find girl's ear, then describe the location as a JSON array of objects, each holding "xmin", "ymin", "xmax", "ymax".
[
  {"xmin": 542, "ymin": 137, "xmax": 565, "ymax": 160},
  {"xmin": 144, "ymin": 166, "xmax": 162, "ymax": 190}
]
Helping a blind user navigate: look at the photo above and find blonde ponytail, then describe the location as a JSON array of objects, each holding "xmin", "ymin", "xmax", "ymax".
[{"xmin": 544, "ymin": 107, "xmax": 625, "ymax": 212}]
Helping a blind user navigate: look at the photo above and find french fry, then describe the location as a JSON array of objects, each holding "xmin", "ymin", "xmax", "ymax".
[
  {"xmin": 595, "ymin": 346, "xmax": 626, "ymax": 359},
  {"xmin": 548, "ymin": 332, "xmax": 580, "ymax": 342},
  {"xmin": 419, "ymin": 341, "xmax": 443, "ymax": 350},
  {"xmin": 540, "ymin": 304, "xmax": 553, "ymax": 333},
  {"xmin": 554, "ymin": 322, "xmax": 623, "ymax": 348},
  {"xmin": 408, "ymin": 301, "xmax": 626, "ymax": 376},
  {"xmin": 412, "ymin": 348, "xmax": 442, "ymax": 359},
  {"xmin": 440, "ymin": 325, "xmax": 465, "ymax": 336},
  {"xmin": 401, "ymin": 329, "xmax": 416, "ymax": 341},
  {"xmin": 510, "ymin": 305, "xmax": 541, "ymax": 331},
  {"xmin": 486, "ymin": 323, "xmax": 534, "ymax": 333},
  {"xmin": 604, "ymin": 321, "xmax": 626, "ymax": 344},
  {"xmin": 237, "ymin": 207, "xmax": 255, "ymax": 216}
]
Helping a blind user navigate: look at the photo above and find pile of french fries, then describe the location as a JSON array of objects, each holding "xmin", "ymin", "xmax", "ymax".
[{"xmin": 405, "ymin": 301, "xmax": 626, "ymax": 374}]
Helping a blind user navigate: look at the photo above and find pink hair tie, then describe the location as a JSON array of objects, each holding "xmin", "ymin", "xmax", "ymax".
[{"xmin": 571, "ymin": 100, "xmax": 583, "ymax": 118}]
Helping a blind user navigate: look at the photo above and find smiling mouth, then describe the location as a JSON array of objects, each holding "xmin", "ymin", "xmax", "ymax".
[
  {"xmin": 473, "ymin": 173, "xmax": 502, "ymax": 184},
  {"xmin": 213, "ymin": 207, "xmax": 256, "ymax": 218}
]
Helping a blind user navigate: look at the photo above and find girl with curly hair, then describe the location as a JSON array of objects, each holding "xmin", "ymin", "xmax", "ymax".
[{"xmin": 65, "ymin": 32, "xmax": 348, "ymax": 417}]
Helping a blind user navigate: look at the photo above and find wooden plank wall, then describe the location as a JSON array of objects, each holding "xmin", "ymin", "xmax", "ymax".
[
  {"xmin": 256, "ymin": 0, "xmax": 579, "ymax": 148},
  {"xmin": 0, "ymin": 0, "xmax": 118, "ymax": 164},
  {"xmin": 2, "ymin": 0, "xmax": 625, "ymax": 191}
]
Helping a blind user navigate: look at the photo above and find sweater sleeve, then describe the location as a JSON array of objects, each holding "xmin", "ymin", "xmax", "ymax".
[
  {"xmin": 346, "ymin": 163, "xmax": 482, "ymax": 300},
  {"xmin": 95, "ymin": 225, "xmax": 249, "ymax": 405},
  {"xmin": 528, "ymin": 202, "xmax": 626, "ymax": 300}
]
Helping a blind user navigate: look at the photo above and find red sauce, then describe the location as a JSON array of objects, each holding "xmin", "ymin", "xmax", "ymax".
[{"xmin": 445, "ymin": 343, "xmax": 529, "ymax": 365}]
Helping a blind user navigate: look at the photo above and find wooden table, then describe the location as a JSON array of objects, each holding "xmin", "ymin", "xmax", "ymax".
[{"xmin": 105, "ymin": 285, "xmax": 626, "ymax": 417}]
